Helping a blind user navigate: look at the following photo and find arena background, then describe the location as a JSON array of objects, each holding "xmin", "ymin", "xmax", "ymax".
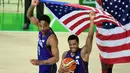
[{"xmin": 0, "ymin": 0, "xmax": 130, "ymax": 73}]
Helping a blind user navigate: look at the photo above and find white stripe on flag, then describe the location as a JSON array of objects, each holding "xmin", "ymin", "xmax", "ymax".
[
  {"xmin": 72, "ymin": 20, "xmax": 90, "ymax": 33},
  {"xmin": 66, "ymin": 14, "xmax": 89, "ymax": 28},
  {"xmin": 60, "ymin": 10, "xmax": 91, "ymax": 22},
  {"xmin": 96, "ymin": 23, "xmax": 130, "ymax": 36}
]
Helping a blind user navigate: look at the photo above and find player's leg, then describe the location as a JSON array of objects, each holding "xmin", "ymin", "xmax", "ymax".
[
  {"xmin": 23, "ymin": 0, "xmax": 31, "ymax": 30},
  {"xmin": 107, "ymin": 64, "xmax": 113, "ymax": 73},
  {"xmin": 51, "ymin": 64, "xmax": 57, "ymax": 73},
  {"xmin": 101, "ymin": 62, "xmax": 108, "ymax": 73},
  {"xmin": 39, "ymin": 64, "xmax": 57, "ymax": 73}
]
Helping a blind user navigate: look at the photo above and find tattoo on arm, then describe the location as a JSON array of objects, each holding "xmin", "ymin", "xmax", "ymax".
[{"xmin": 27, "ymin": 5, "xmax": 35, "ymax": 18}]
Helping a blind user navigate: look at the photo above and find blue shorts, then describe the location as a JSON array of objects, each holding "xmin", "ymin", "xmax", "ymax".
[{"xmin": 39, "ymin": 64, "xmax": 57, "ymax": 73}]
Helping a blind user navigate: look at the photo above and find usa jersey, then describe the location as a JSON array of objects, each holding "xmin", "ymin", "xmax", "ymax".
[
  {"xmin": 37, "ymin": 29, "xmax": 57, "ymax": 73},
  {"xmin": 65, "ymin": 49, "xmax": 88, "ymax": 73}
]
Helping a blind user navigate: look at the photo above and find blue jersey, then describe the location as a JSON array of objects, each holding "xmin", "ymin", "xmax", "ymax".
[
  {"xmin": 37, "ymin": 29, "xmax": 57, "ymax": 73},
  {"xmin": 65, "ymin": 49, "xmax": 88, "ymax": 73}
]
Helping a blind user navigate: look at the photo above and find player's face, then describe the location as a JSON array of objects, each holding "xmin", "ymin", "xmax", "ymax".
[
  {"xmin": 68, "ymin": 39, "xmax": 79, "ymax": 53},
  {"xmin": 39, "ymin": 20, "xmax": 50, "ymax": 34}
]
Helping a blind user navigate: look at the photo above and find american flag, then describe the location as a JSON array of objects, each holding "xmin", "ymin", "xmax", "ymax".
[
  {"xmin": 41, "ymin": 1, "xmax": 130, "ymax": 64},
  {"xmin": 42, "ymin": 1, "xmax": 123, "ymax": 35},
  {"xmin": 96, "ymin": 0, "xmax": 130, "ymax": 64}
]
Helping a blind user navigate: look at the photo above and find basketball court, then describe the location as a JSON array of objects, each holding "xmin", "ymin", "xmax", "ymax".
[{"xmin": 0, "ymin": 0, "xmax": 130, "ymax": 73}]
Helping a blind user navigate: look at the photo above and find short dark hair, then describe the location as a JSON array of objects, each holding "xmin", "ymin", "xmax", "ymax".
[
  {"xmin": 38, "ymin": 15, "xmax": 51, "ymax": 24},
  {"xmin": 68, "ymin": 35, "xmax": 79, "ymax": 43}
]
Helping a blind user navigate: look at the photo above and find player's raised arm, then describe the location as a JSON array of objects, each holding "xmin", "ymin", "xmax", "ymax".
[
  {"xmin": 81, "ymin": 11, "xmax": 95, "ymax": 58},
  {"xmin": 27, "ymin": 0, "xmax": 39, "ymax": 27}
]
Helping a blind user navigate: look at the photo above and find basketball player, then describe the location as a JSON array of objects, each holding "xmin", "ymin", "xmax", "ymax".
[
  {"xmin": 58, "ymin": 11, "xmax": 95, "ymax": 73},
  {"xmin": 27, "ymin": 0, "xmax": 59, "ymax": 73},
  {"xmin": 96, "ymin": 0, "xmax": 114, "ymax": 73}
]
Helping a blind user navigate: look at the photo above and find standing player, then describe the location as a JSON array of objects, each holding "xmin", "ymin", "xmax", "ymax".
[
  {"xmin": 27, "ymin": 0, "xmax": 59, "ymax": 73},
  {"xmin": 96, "ymin": 0, "xmax": 114, "ymax": 73},
  {"xmin": 58, "ymin": 11, "xmax": 95, "ymax": 73}
]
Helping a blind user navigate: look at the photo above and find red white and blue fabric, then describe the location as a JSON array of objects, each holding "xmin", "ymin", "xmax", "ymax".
[
  {"xmin": 96, "ymin": 0, "xmax": 130, "ymax": 64},
  {"xmin": 41, "ymin": 0, "xmax": 130, "ymax": 64},
  {"xmin": 42, "ymin": 1, "xmax": 123, "ymax": 35}
]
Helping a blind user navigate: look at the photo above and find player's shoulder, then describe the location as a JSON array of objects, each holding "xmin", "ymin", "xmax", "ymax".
[
  {"xmin": 49, "ymin": 28, "xmax": 57, "ymax": 39},
  {"xmin": 48, "ymin": 33, "xmax": 57, "ymax": 41},
  {"xmin": 47, "ymin": 33, "xmax": 58, "ymax": 46},
  {"xmin": 63, "ymin": 51, "xmax": 68, "ymax": 55},
  {"xmin": 62, "ymin": 51, "xmax": 68, "ymax": 59}
]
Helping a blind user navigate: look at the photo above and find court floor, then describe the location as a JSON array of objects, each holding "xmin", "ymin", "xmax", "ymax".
[{"xmin": 0, "ymin": 31, "xmax": 130, "ymax": 73}]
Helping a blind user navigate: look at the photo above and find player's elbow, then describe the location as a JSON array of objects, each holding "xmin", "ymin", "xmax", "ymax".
[
  {"xmin": 27, "ymin": 14, "xmax": 31, "ymax": 19},
  {"xmin": 58, "ymin": 69, "xmax": 61, "ymax": 73},
  {"xmin": 58, "ymin": 70, "xmax": 62, "ymax": 73},
  {"xmin": 52, "ymin": 55, "xmax": 59, "ymax": 63},
  {"xmin": 55, "ymin": 56, "xmax": 59, "ymax": 63},
  {"xmin": 58, "ymin": 67, "xmax": 64, "ymax": 73},
  {"xmin": 27, "ymin": 12, "xmax": 33, "ymax": 19}
]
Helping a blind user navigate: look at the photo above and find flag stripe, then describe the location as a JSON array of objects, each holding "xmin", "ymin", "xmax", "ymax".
[
  {"xmin": 75, "ymin": 23, "xmax": 90, "ymax": 35},
  {"xmin": 96, "ymin": 36, "xmax": 130, "ymax": 47},
  {"xmin": 60, "ymin": 10, "xmax": 91, "ymax": 22},
  {"xmin": 70, "ymin": 17, "xmax": 90, "ymax": 30},
  {"xmin": 63, "ymin": 12, "xmax": 90, "ymax": 24},
  {"xmin": 100, "ymin": 49, "xmax": 130, "ymax": 58},
  {"xmin": 97, "ymin": 43, "xmax": 130, "ymax": 53},
  {"xmin": 65, "ymin": 14, "xmax": 90, "ymax": 28},
  {"xmin": 72, "ymin": 20, "xmax": 90, "ymax": 34},
  {"xmin": 100, "ymin": 55, "xmax": 130, "ymax": 64},
  {"xmin": 96, "ymin": 30, "xmax": 128, "ymax": 40},
  {"xmin": 96, "ymin": 23, "xmax": 130, "ymax": 36}
]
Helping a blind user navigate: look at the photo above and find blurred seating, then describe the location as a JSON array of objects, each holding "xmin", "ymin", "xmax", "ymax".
[
  {"xmin": 0, "ymin": 0, "xmax": 4, "ymax": 7},
  {"xmin": 0, "ymin": 0, "xmax": 23, "ymax": 12}
]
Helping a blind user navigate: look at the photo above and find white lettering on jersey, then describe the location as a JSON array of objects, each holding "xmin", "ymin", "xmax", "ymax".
[
  {"xmin": 38, "ymin": 46, "xmax": 40, "ymax": 55},
  {"xmin": 75, "ymin": 60, "xmax": 80, "ymax": 65},
  {"xmin": 75, "ymin": 56, "xmax": 80, "ymax": 65},
  {"xmin": 38, "ymin": 39, "xmax": 45, "ymax": 48},
  {"xmin": 76, "ymin": 56, "xmax": 80, "ymax": 59},
  {"xmin": 38, "ymin": 39, "xmax": 45, "ymax": 55}
]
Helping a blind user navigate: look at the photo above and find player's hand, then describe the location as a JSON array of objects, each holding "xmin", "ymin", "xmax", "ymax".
[
  {"xmin": 32, "ymin": 0, "xmax": 39, "ymax": 6},
  {"xmin": 89, "ymin": 10, "xmax": 95, "ymax": 20},
  {"xmin": 61, "ymin": 64, "xmax": 70, "ymax": 73},
  {"xmin": 30, "ymin": 59, "xmax": 42, "ymax": 66}
]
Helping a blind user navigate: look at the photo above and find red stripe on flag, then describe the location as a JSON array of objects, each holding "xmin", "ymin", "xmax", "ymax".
[
  {"xmin": 100, "ymin": 55, "xmax": 130, "ymax": 64},
  {"xmin": 96, "ymin": 30, "xmax": 129, "ymax": 40},
  {"xmin": 97, "ymin": 43, "xmax": 130, "ymax": 53},
  {"xmin": 63, "ymin": 12, "xmax": 89, "ymax": 25},
  {"xmin": 70, "ymin": 18, "xmax": 90, "ymax": 30},
  {"xmin": 94, "ymin": 8, "xmax": 100, "ymax": 13},
  {"xmin": 75, "ymin": 23, "xmax": 90, "ymax": 35}
]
